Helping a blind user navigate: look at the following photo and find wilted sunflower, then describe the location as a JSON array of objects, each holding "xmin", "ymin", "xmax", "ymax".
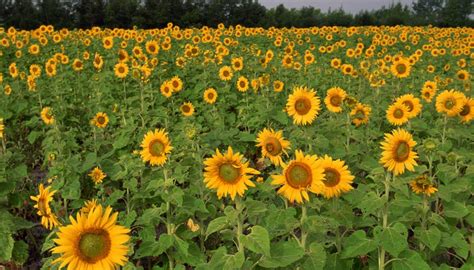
[
  {"xmin": 271, "ymin": 150, "xmax": 324, "ymax": 204},
  {"xmin": 317, "ymin": 155, "xmax": 354, "ymax": 199},
  {"xmin": 324, "ymin": 87, "xmax": 347, "ymax": 113},
  {"xmin": 391, "ymin": 58, "xmax": 411, "ymax": 78},
  {"xmin": 51, "ymin": 205, "xmax": 130, "ymax": 270},
  {"xmin": 286, "ymin": 86, "xmax": 321, "ymax": 125},
  {"xmin": 30, "ymin": 184, "xmax": 60, "ymax": 230},
  {"xmin": 203, "ymin": 88, "xmax": 217, "ymax": 104},
  {"xmin": 218, "ymin": 66, "xmax": 233, "ymax": 81},
  {"xmin": 114, "ymin": 63, "xmax": 129, "ymax": 79},
  {"xmin": 41, "ymin": 107, "xmax": 55, "ymax": 125},
  {"xmin": 140, "ymin": 129, "xmax": 173, "ymax": 166},
  {"xmin": 203, "ymin": 146, "xmax": 260, "ymax": 200},
  {"xmin": 236, "ymin": 76, "xmax": 249, "ymax": 92},
  {"xmin": 180, "ymin": 102, "xmax": 195, "ymax": 116},
  {"xmin": 81, "ymin": 198, "xmax": 99, "ymax": 214},
  {"xmin": 386, "ymin": 103, "xmax": 410, "ymax": 126},
  {"xmin": 92, "ymin": 112, "xmax": 109, "ymax": 128},
  {"xmin": 350, "ymin": 103, "xmax": 371, "ymax": 126},
  {"xmin": 380, "ymin": 128, "xmax": 418, "ymax": 176},
  {"xmin": 256, "ymin": 128, "xmax": 290, "ymax": 166},
  {"xmin": 435, "ymin": 90, "xmax": 466, "ymax": 117},
  {"xmin": 89, "ymin": 167, "xmax": 106, "ymax": 184},
  {"xmin": 459, "ymin": 98, "xmax": 474, "ymax": 123},
  {"xmin": 409, "ymin": 174, "xmax": 437, "ymax": 196}
]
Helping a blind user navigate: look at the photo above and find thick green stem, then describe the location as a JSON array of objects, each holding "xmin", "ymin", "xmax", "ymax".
[
  {"xmin": 300, "ymin": 205, "xmax": 307, "ymax": 250},
  {"xmin": 235, "ymin": 197, "xmax": 244, "ymax": 252},
  {"xmin": 379, "ymin": 173, "xmax": 391, "ymax": 270},
  {"xmin": 441, "ymin": 115, "xmax": 448, "ymax": 145}
]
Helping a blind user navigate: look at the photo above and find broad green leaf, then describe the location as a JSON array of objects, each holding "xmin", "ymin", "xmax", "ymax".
[
  {"xmin": 392, "ymin": 250, "xmax": 430, "ymax": 270},
  {"xmin": 377, "ymin": 222, "xmax": 408, "ymax": 257},
  {"xmin": 0, "ymin": 232, "xmax": 14, "ymax": 262},
  {"xmin": 259, "ymin": 240, "xmax": 305, "ymax": 268},
  {"xmin": 174, "ymin": 235, "xmax": 189, "ymax": 257},
  {"xmin": 341, "ymin": 230, "xmax": 378, "ymax": 259},
  {"xmin": 302, "ymin": 242, "xmax": 326, "ymax": 270},
  {"xmin": 12, "ymin": 240, "xmax": 29, "ymax": 265},
  {"xmin": 443, "ymin": 201, "xmax": 469, "ymax": 218},
  {"xmin": 240, "ymin": 225, "xmax": 271, "ymax": 257},
  {"xmin": 414, "ymin": 226, "xmax": 441, "ymax": 251},
  {"xmin": 205, "ymin": 216, "xmax": 229, "ymax": 238}
]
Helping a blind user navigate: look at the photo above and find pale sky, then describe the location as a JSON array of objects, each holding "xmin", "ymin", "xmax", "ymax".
[{"xmin": 259, "ymin": 0, "xmax": 415, "ymax": 14}]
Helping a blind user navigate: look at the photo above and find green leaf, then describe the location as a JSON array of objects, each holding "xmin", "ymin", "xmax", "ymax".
[
  {"xmin": 135, "ymin": 206, "xmax": 166, "ymax": 226},
  {"xmin": 302, "ymin": 242, "xmax": 326, "ymax": 269},
  {"xmin": 205, "ymin": 216, "xmax": 229, "ymax": 238},
  {"xmin": 392, "ymin": 250, "xmax": 430, "ymax": 270},
  {"xmin": 443, "ymin": 201, "xmax": 469, "ymax": 218},
  {"xmin": 240, "ymin": 225, "xmax": 271, "ymax": 257},
  {"xmin": 81, "ymin": 152, "xmax": 97, "ymax": 172},
  {"xmin": 441, "ymin": 231, "xmax": 469, "ymax": 259},
  {"xmin": 414, "ymin": 226, "xmax": 441, "ymax": 251},
  {"xmin": 198, "ymin": 247, "xmax": 243, "ymax": 270},
  {"xmin": 12, "ymin": 240, "xmax": 29, "ymax": 265},
  {"xmin": 377, "ymin": 223, "xmax": 408, "ymax": 257},
  {"xmin": 358, "ymin": 191, "xmax": 384, "ymax": 216},
  {"xmin": 259, "ymin": 240, "xmax": 305, "ymax": 268},
  {"xmin": 271, "ymin": 110, "xmax": 288, "ymax": 125},
  {"xmin": 105, "ymin": 190, "xmax": 125, "ymax": 205},
  {"xmin": 27, "ymin": 130, "xmax": 42, "ymax": 144},
  {"xmin": 341, "ymin": 230, "xmax": 378, "ymax": 259},
  {"xmin": 134, "ymin": 234, "xmax": 173, "ymax": 258},
  {"xmin": 0, "ymin": 232, "xmax": 14, "ymax": 262},
  {"xmin": 223, "ymin": 250, "xmax": 245, "ymax": 270},
  {"xmin": 113, "ymin": 135, "xmax": 129, "ymax": 149},
  {"xmin": 61, "ymin": 177, "xmax": 81, "ymax": 200},
  {"xmin": 238, "ymin": 132, "xmax": 256, "ymax": 142},
  {"xmin": 174, "ymin": 235, "xmax": 189, "ymax": 257}
]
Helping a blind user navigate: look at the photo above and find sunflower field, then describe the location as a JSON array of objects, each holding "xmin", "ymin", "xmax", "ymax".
[{"xmin": 0, "ymin": 24, "xmax": 473, "ymax": 270}]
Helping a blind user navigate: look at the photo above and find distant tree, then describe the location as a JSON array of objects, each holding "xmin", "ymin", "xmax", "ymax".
[
  {"xmin": 74, "ymin": 0, "xmax": 106, "ymax": 28},
  {"xmin": 324, "ymin": 8, "xmax": 353, "ymax": 26},
  {"xmin": 3, "ymin": 0, "xmax": 39, "ymax": 29},
  {"xmin": 355, "ymin": 10, "xmax": 377, "ymax": 26},
  {"xmin": 412, "ymin": 0, "xmax": 444, "ymax": 25},
  {"xmin": 38, "ymin": 0, "xmax": 73, "ymax": 28},
  {"xmin": 105, "ymin": 0, "xmax": 139, "ymax": 28},
  {"xmin": 440, "ymin": 0, "xmax": 473, "ymax": 26}
]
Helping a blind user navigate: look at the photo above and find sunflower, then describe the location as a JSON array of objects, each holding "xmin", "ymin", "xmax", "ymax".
[
  {"xmin": 114, "ymin": 63, "xmax": 129, "ymax": 79},
  {"xmin": 81, "ymin": 199, "xmax": 99, "ymax": 214},
  {"xmin": 41, "ymin": 107, "xmax": 55, "ymax": 125},
  {"xmin": 255, "ymin": 128, "xmax": 290, "ymax": 166},
  {"xmin": 391, "ymin": 58, "xmax": 411, "ymax": 78},
  {"xmin": 236, "ymin": 76, "xmax": 249, "ymax": 92},
  {"xmin": 435, "ymin": 90, "xmax": 466, "ymax": 117},
  {"xmin": 89, "ymin": 167, "xmax": 106, "ymax": 184},
  {"xmin": 103, "ymin": 36, "xmax": 114, "ymax": 49},
  {"xmin": 140, "ymin": 129, "xmax": 173, "ymax": 166},
  {"xmin": 219, "ymin": 66, "xmax": 233, "ymax": 81},
  {"xmin": 231, "ymin": 57, "xmax": 243, "ymax": 71},
  {"xmin": 145, "ymin": 40, "xmax": 159, "ymax": 55},
  {"xmin": 273, "ymin": 80, "xmax": 284, "ymax": 92},
  {"xmin": 203, "ymin": 88, "xmax": 217, "ymax": 104},
  {"xmin": 271, "ymin": 150, "xmax": 324, "ymax": 204},
  {"xmin": 409, "ymin": 174, "xmax": 437, "ymax": 196},
  {"xmin": 30, "ymin": 184, "xmax": 61, "ymax": 230},
  {"xmin": 9, "ymin": 63, "xmax": 19, "ymax": 78},
  {"xmin": 72, "ymin": 59, "xmax": 84, "ymax": 72},
  {"xmin": 330, "ymin": 58, "xmax": 341, "ymax": 70},
  {"xmin": 421, "ymin": 86, "xmax": 436, "ymax": 102},
  {"xmin": 324, "ymin": 87, "xmax": 347, "ymax": 113},
  {"xmin": 170, "ymin": 76, "xmax": 183, "ymax": 92},
  {"xmin": 0, "ymin": 118, "xmax": 4, "ymax": 138},
  {"xmin": 286, "ymin": 86, "xmax": 321, "ymax": 125},
  {"xmin": 456, "ymin": 70, "xmax": 469, "ymax": 81},
  {"xmin": 203, "ymin": 146, "xmax": 260, "ymax": 200},
  {"xmin": 317, "ymin": 155, "xmax": 354, "ymax": 199},
  {"xmin": 386, "ymin": 103, "xmax": 410, "ymax": 126},
  {"xmin": 459, "ymin": 98, "xmax": 474, "ymax": 123},
  {"xmin": 380, "ymin": 128, "xmax": 418, "ymax": 176},
  {"xmin": 160, "ymin": 81, "xmax": 173, "ymax": 98},
  {"xmin": 350, "ymin": 103, "xmax": 371, "ymax": 126},
  {"xmin": 93, "ymin": 53, "xmax": 104, "ymax": 70},
  {"xmin": 395, "ymin": 94, "xmax": 422, "ymax": 118},
  {"xmin": 180, "ymin": 102, "xmax": 195, "ymax": 116},
  {"xmin": 51, "ymin": 205, "xmax": 130, "ymax": 270},
  {"xmin": 92, "ymin": 112, "xmax": 109, "ymax": 128}
]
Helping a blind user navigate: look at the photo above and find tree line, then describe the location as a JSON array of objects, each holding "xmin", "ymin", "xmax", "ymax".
[{"xmin": 0, "ymin": 0, "xmax": 472, "ymax": 30}]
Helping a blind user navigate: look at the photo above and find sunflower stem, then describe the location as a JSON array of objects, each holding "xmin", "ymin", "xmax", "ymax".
[
  {"xmin": 441, "ymin": 115, "xmax": 448, "ymax": 145},
  {"xmin": 300, "ymin": 204, "xmax": 307, "ymax": 250},
  {"xmin": 235, "ymin": 197, "xmax": 244, "ymax": 252},
  {"xmin": 379, "ymin": 172, "xmax": 391, "ymax": 270}
]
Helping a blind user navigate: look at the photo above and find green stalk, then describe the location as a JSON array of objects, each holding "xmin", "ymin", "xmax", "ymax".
[
  {"xmin": 379, "ymin": 172, "xmax": 391, "ymax": 270},
  {"xmin": 300, "ymin": 204, "xmax": 308, "ymax": 250}
]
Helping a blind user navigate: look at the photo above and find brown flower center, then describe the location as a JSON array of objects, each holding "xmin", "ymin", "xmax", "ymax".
[
  {"xmin": 286, "ymin": 162, "xmax": 312, "ymax": 188},
  {"xmin": 97, "ymin": 116, "xmax": 106, "ymax": 125},
  {"xmin": 149, "ymin": 139, "xmax": 164, "ymax": 157},
  {"xmin": 393, "ymin": 108, "xmax": 404, "ymax": 119},
  {"xmin": 77, "ymin": 229, "xmax": 111, "ymax": 263},
  {"xmin": 444, "ymin": 99, "xmax": 455, "ymax": 109},
  {"xmin": 264, "ymin": 137, "xmax": 282, "ymax": 156},
  {"xmin": 395, "ymin": 63, "xmax": 406, "ymax": 74},
  {"xmin": 393, "ymin": 141, "xmax": 410, "ymax": 162},
  {"xmin": 330, "ymin": 95, "xmax": 342, "ymax": 106},
  {"xmin": 295, "ymin": 97, "xmax": 311, "ymax": 115},
  {"xmin": 323, "ymin": 168, "xmax": 341, "ymax": 187},
  {"xmin": 182, "ymin": 105, "xmax": 191, "ymax": 113},
  {"xmin": 402, "ymin": 100, "xmax": 414, "ymax": 111},
  {"xmin": 219, "ymin": 163, "xmax": 241, "ymax": 183},
  {"xmin": 459, "ymin": 104, "xmax": 470, "ymax": 116}
]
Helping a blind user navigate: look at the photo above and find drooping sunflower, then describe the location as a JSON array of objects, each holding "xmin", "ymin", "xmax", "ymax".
[
  {"xmin": 409, "ymin": 174, "xmax": 437, "ymax": 196},
  {"xmin": 286, "ymin": 86, "xmax": 321, "ymax": 125},
  {"xmin": 271, "ymin": 150, "xmax": 325, "ymax": 204},
  {"xmin": 114, "ymin": 62, "xmax": 129, "ymax": 79},
  {"xmin": 81, "ymin": 199, "xmax": 99, "ymax": 214},
  {"xmin": 317, "ymin": 155, "xmax": 354, "ymax": 199},
  {"xmin": 459, "ymin": 98, "xmax": 474, "ymax": 123},
  {"xmin": 30, "ymin": 184, "xmax": 61, "ymax": 230},
  {"xmin": 89, "ymin": 167, "xmax": 106, "ymax": 184},
  {"xmin": 41, "ymin": 107, "xmax": 55, "ymax": 125},
  {"xmin": 435, "ymin": 90, "xmax": 467, "ymax": 117},
  {"xmin": 140, "ymin": 129, "xmax": 173, "ymax": 166},
  {"xmin": 92, "ymin": 112, "xmax": 109, "ymax": 128},
  {"xmin": 391, "ymin": 58, "xmax": 411, "ymax": 78},
  {"xmin": 386, "ymin": 103, "xmax": 410, "ymax": 126},
  {"xmin": 203, "ymin": 88, "xmax": 217, "ymax": 104},
  {"xmin": 203, "ymin": 146, "xmax": 260, "ymax": 200},
  {"xmin": 236, "ymin": 76, "xmax": 249, "ymax": 92},
  {"xmin": 350, "ymin": 103, "xmax": 371, "ymax": 127},
  {"xmin": 324, "ymin": 87, "xmax": 347, "ymax": 113},
  {"xmin": 51, "ymin": 205, "xmax": 130, "ymax": 270},
  {"xmin": 395, "ymin": 94, "xmax": 422, "ymax": 118},
  {"xmin": 380, "ymin": 128, "xmax": 418, "ymax": 176},
  {"xmin": 180, "ymin": 102, "xmax": 195, "ymax": 116},
  {"xmin": 255, "ymin": 128, "xmax": 291, "ymax": 166},
  {"xmin": 218, "ymin": 66, "xmax": 233, "ymax": 81}
]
